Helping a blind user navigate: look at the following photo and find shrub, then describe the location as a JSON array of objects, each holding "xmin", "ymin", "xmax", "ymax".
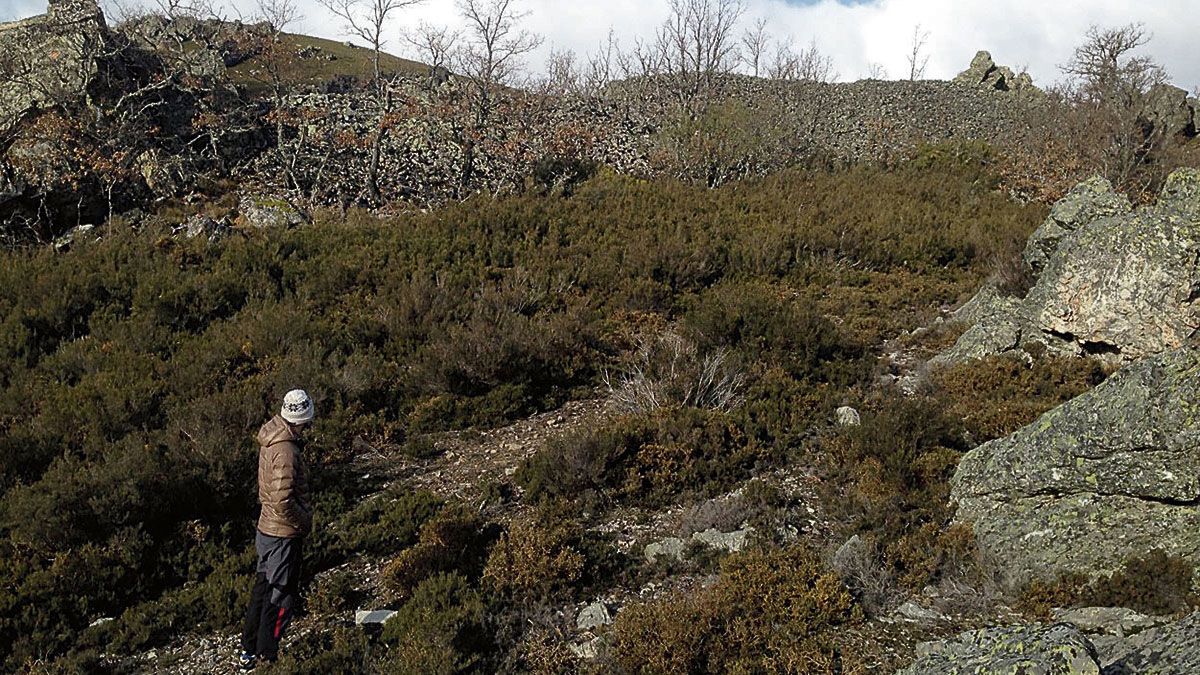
[
  {"xmin": 482, "ymin": 509, "xmax": 586, "ymax": 603},
  {"xmin": 312, "ymin": 490, "xmax": 442, "ymax": 565},
  {"xmin": 930, "ymin": 354, "xmax": 1109, "ymax": 444},
  {"xmin": 381, "ymin": 504, "xmax": 491, "ymax": 603},
  {"xmin": 683, "ymin": 279, "xmax": 868, "ymax": 383},
  {"xmin": 608, "ymin": 545, "xmax": 860, "ymax": 674},
  {"xmin": 604, "ymin": 329, "xmax": 745, "ymax": 413},
  {"xmin": 381, "ymin": 573, "xmax": 489, "ymax": 674},
  {"xmin": 518, "ymin": 407, "xmax": 758, "ymax": 509},
  {"xmin": 307, "ymin": 569, "xmax": 360, "ymax": 616}
]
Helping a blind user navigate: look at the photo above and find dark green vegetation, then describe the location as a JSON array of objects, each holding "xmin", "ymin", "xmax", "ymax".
[{"xmin": 0, "ymin": 147, "xmax": 1067, "ymax": 671}]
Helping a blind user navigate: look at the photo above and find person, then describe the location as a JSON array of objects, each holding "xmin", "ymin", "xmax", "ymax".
[{"xmin": 239, "ymin": 389, "xmax": 314, "ymax": 670}]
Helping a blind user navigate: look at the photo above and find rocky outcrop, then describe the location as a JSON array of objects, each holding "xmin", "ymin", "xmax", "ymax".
[
  {"xmin": 900, "ymin": 612, "xmax": 1200, "ymax": 674},
  {"xmin": 954, "ymin": 51, "xmax": 1036, "ymax": 93},
  {"xmin": 950, "ymin": 347, "xmax": 1200, "ymax": 585},
  {"xmin": 1022, "ymin": 177, "xmax": 1132, "ymax": 276},
  {"xmin": 898, "ymin": 623, "xmax": 1100, "ymax": 675},
  {"xmin": 1098, "ymin": 611, "xmax": 1200, "ymax": 674},
  {"xmin": 937, "ymin": 169, "xmax": 1200, "ymax": 365},
  {"xmin": 0, "ymin": 0, "xmax": 110, "ymax": 136}
]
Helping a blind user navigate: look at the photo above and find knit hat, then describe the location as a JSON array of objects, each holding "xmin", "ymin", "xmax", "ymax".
[{"xmin": 280, "ymin": 389, "xmax": 314, "ymax": 425}]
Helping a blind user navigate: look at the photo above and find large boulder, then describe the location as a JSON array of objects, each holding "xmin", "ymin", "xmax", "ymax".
[
  {"xmin": 898, "ymin": 623, "xmax": 1100, "ymax": 675},
  {"xmin": 0, "ymin": 0, "xmax": 110, "ymax": 136},
  {"xmin": 1098, "ymin": 611, "xmax": 1200, "ymax": 673},
  {"xmin": 901, "ymin": 612, "xmax": 1200, "ymax": 674},
  {"xmin": 954, "ymin": 50, "xmax": 1036, "ymax": 93},
  {"xmin": 937, "ymin": 169, "xmax": 1200, "ymax": 365},
  {"xmin": 951, "ymin": 347, "xmax": 1200, "ymax": 586},
  {"xmin": 1022, "ymin": 177, "xmax": 1131, "ymax": 276}
]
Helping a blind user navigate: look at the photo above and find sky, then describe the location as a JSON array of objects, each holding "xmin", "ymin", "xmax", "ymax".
[{"xmin": 4, "ymin": 0, "xmax": 1198, "ymax": 91}]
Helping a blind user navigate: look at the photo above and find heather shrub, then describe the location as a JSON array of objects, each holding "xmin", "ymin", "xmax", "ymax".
[
  {"xmin": 517, "ymin": 407, "xmax": 757, "ymax": 509},
  {"xmin": 381, "ymin": 504, "xmax": 492, "ymax": 603},
  {"xmin": 930, "ymin": 354, "xmax": 1110, "ymax": 444},
  {"xmin": 381, "ymin": 573, "xmax": 489, "ymax": 674},
  {"xmin": 821, "ymin": 395, "xmax": 970, "ymax": 591},
  {"xmin": 482, "ymin": 509, "xmax": 586, "ymax": 602},
  {"xmin": 683, "ymin": 279, "xmax": 868, "ymax": 383},
  {"xmin": 608, "ymin": 546, "xmax": 860, "ymax": 674}
]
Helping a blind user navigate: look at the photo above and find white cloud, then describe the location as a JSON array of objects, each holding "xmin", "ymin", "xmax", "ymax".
[{"xmin": 3, "ymin": 0, "xmax": 1198, "ymax": 90}]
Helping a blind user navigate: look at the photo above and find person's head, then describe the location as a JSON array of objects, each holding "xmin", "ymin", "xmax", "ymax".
[{"xmin": 280, "ymin": 389, "xmax": 315, "ymax": 429}]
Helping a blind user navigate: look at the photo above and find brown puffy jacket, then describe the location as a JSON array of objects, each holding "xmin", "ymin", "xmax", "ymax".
[{"xmin": 256, "ymin": 415, "xmax": 312, "ymax": 538}]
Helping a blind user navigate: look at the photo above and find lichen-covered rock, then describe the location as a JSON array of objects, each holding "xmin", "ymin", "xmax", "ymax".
[
  {"xmin": 238, "ymin": 194, "xmax": 305, "ymax": 229},
  {"xmin": 1022, "ymin": 177, "xmax": 1132, "ymax": 275},
  {"xmin": 899, "ymin": 623, "xmax": 1100, "ymax": 675},
  {"xmin": 1052, "ymin": 607, "xmax": 1168, "ymax": 638},
  {"xmin": 953, "ymin": 50, "xmax": 1036, "ymax": 93},
  {"xmin": 1099, "ymin": 611, "xmax": 1200, "ymax": 674},
  {"xmin": 0, "ymin": 0, "xmax": 110, "ymax": 135},
  {"xmin": 951, "ymin": 348, "xmax": 1200, "ymax": 585},
  {"xmin": 938, "ymin": 169, "xmax": 1200, "ymax": 365},
  {"xmin": 1027, "ymin": 171, "xmax": 1200, "ymax": 361}
]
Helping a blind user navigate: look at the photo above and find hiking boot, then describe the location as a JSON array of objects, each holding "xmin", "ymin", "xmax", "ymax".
[{"xmin": 238, "ymin": 652, "xmax": 256, "ymax": 671}]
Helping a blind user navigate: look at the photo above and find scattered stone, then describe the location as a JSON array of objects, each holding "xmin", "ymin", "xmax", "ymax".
[
  {"xmin": 831, "ymin": 534, "xmax": 867, "ymax": 579},
  {"xmin": 644, "ymin": 536, "xmax": 686, "ymax": 562},
  {"xmin": 576, "ymin": 601, "xmax": 612, "ymax": 631},
  {"xmin": 1053, "ymin": 607, "xmax": 1168, "ymax": 638},
  {"xmin": 53, "ymin": 224, "xmax": 97, "ymax": 251},
  {"xmin": 899, "ymin": 623, "xmax": 1101, "ymax": 674},
  {"xmin": 891, "ymin": 601, "xmax": 947, "ymax": 624},
  {"xmin": 180, "ymin": 214, "xmax": 229, "ymax": 241},
  {"xmin": 354, "ymin": 609, "xmax": 396, "ymax": 626},
  {"xmin": 835, "ymin": 406, "xmax": 861, "ymax": 426},
  {"xmin": 646, "ymin": 527, "xmax": 753, "ymax": 561},
  {"xmin": 692, "ymin": 527, "xmax": 751, "ymax": 553},
  {"xmin": 238, "ymin": 194, "xmax": 306, "ymax": 229},
  {"xmin": 568, "ymin": 636, "xmax": 605, "ymax": 660}
]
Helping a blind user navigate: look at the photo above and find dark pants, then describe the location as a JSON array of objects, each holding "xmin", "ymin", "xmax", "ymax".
[{"xmin": 241, "ymin": 532, "xmax": 303, "ymax": 661}]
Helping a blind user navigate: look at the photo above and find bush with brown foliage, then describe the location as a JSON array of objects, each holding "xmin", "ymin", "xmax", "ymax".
[
  {"xmin": 930, "ymin": 354, "xmax": 1110, "ymax": 444},
  {"xmin": 608, "ymin": 545, "xmax": 860, "ymax": 674}
]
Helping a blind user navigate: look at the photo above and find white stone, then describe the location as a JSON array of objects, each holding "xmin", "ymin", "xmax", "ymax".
[{"xmin": 355, "ymin": 609, "xmax": 397, "ymax": 626}]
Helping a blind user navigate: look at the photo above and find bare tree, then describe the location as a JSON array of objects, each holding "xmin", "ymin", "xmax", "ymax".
[
  {"xmin": 739, "ymin": 16, "xmax": 768, "ymax": 78},
  {"xmin": 541, "ymin": 46, "xmax": 581, "ymax": 96},
  {"xmin": 655, "ymin": 0, "xmax": 744, "ymax": 100},
  {"xmin": 248, "ymin": 0, "xmax": 309, "ymax": 195},
  {"xmin": 865, "ymin": 62, "xmax": 887, "ymax": 80},
  {"xmin": 319, "ymin": 0, "xmax": 425, "ymax": 202},
  {"xmin": 907, "ymin": 24, "xmax": 929, "ymax": 80},
  {"xmin": 767, "ymin": 36, "xmax": 798, "ymax": 80},
  {"xmin": 583, "ymin": 29, "xmax": 620, "ymax": 92},
  {"xmin": 456, "ymin": 0, "xmax": 543, "ymax": 117},
  {"xmin": 455, "ymin": 0, "xmax": 543, "ymax": 187},
  {"xmin": 403, "ymin": 20, "xmax": 459, "ymax": 83},
  {"xmin": 796, "ymin": 38, "xmax": 836, "ymax": 82},
  {"xmin": 1059, "ymin": 24, "xmax": 1174, "ymax": 194}
]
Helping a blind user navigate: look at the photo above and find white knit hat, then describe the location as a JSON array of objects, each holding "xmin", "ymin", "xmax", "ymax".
[{"xmin": 281, "ymin": 389, "xmax": 314, "ymax": 425}]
